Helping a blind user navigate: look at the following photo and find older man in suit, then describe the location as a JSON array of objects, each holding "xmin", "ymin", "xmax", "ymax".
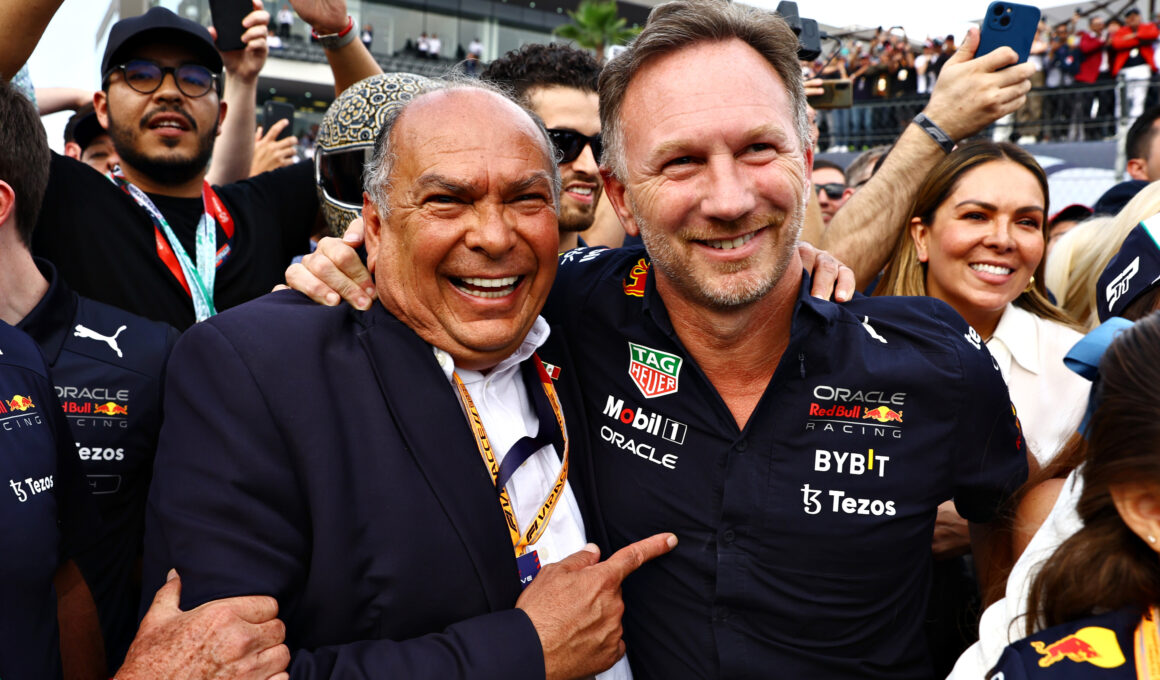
[{"xmin": 141, "ymin": 79, "xmax": 674, "ymax": 679}]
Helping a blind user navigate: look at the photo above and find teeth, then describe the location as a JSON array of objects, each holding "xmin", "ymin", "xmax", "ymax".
[
  {"xmin": 971, "ymin": 263, "xmax": 1013, "ymax": 276},
  {"xmin": 567, "ymin": 187, "xmax": 593, "ymax": 196},
  {"xmin": 455, "ymin": 276, "xmax": 519, "ymax": 298},
  {"xmin": 154, "ymin": 121, "xmax": 183, "ymax": 129},
  {"xmin": 704, "ymin": 232, "xmax": 756, "ymax": 250}
]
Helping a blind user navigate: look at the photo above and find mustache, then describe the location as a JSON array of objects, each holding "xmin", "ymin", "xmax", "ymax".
[{"xmin": 139, "ymin": 106, "xmax": 197, "ymax": 132}]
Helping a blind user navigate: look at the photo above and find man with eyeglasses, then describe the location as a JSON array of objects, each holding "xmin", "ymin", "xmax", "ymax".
[
  {"xmin": 483, "ymin": 44, "xmax": 605, "ymax": 251},
  {"xmin": 812, "ymin": 158, "xmax": 854, "ymax": 226},
  {"xmin": 4, "ymin": 1, "xmax": 381, "ymax": 332}
]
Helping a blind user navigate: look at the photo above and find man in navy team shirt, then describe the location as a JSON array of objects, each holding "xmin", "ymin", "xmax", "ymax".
[{"xmin": 291, "ymin": 3, "xmax": 1029, "ymax": 677}]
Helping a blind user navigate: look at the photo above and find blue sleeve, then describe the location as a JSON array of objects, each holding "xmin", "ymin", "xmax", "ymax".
[
  {"xmin": 988, "ymin": 645, "xmax": 1032, "ymax": 680},
  {"xmin": 936, "ymin": 305, "xmax": 1029, "ymax": 523}
]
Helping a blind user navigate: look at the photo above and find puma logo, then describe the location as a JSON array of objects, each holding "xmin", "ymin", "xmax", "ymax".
[{"xmin": 74, "ymin": 324, "xmax": 127, "ymax": 358}]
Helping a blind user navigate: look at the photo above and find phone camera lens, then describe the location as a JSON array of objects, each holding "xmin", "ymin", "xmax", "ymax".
[
  {"xmin": 992, "ymin": 4, "xmax": 1004, "ymax": 15},
  {"xmin": 999, "ymin": 15, "xmax": 1011, "ymax": 26}
]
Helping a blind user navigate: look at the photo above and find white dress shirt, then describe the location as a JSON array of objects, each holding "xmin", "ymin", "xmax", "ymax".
[
  {"xmin": 985, "ymin": 304, "xmax": 1089, "ymax": 466},
  {"xmin": 434, "ymin": 316, "xmax": 632, "ymax": 680}
]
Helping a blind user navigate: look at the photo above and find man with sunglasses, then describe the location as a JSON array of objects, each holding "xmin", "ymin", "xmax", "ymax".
[
  {"xmin": 812, "ymin": 158, "xmax": 854, "ymax": 226},
  {"xmin": 5, "ymin": 1, "xmax": 382, "ymax": 332},
  {"xmin": 483, "ymin": 44, "xmax": 604, "ymax": 251}
]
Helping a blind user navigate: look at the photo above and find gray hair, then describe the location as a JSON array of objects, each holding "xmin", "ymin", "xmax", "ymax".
[
  {"xmin": 363, "ymin": 76, "xmax": 562, "ymax": 215},
  {"xmin": 598, "ymin": 0, "xmax": 810, "ymax": 180}
]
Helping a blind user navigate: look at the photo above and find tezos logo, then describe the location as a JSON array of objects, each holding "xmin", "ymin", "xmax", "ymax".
[{"xmin": 628, "ymin": 342, "xmax": 682, "ymax": 398}]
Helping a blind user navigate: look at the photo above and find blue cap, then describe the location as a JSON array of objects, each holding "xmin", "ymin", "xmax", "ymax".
[
  {"xmin": 101, "ymin": 7, "xmax": 222, "ymax": 81},
  {"xmin": 1097, "ymin": 214, "xmax": 1160, "ymax": 321}
]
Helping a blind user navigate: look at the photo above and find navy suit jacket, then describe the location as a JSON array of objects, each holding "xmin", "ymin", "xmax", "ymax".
[{"xmin": 142, "ymin": 291, "xmax": 599, "ymax": 679}]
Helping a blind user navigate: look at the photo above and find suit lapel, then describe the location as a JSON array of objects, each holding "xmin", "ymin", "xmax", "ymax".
[{"xmin": 356, "ymin": 304, "xmax": 522, "ymax": 611}]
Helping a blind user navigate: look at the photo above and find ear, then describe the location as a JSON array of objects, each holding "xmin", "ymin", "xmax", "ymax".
[
  {"xmin": 1111, "ymin": 482, "xmax": 1160, "ymax": 553},
  {"xmin": 841, "ymin": 187, "xmax": 855, "ymax": 202},
  {"xmin": 600, "ymin": 168, "xmax": 639, "ymax": 237},
  {"xmin": 217, "ymin": 100, "xmax": 228, "ymax": 138},
  {"xmin": 362, "ymin": 192, "xmax": 383, "ymax": 276},
  {"xmin": 0, "ymin": 181, "xmax": 17, "ymax": 237},
  {"xmin": 63, "ymin": 142, "xmax": 83, "ymax": 161},
  {"xmin": 1127, "ymin": 158, "xmax": 1150, "ymax": 181},
  {"xmin": 94, "ymin": 90, "xmax": 110, "ymax": 129},
  {"xmin": 910, "ymin": 217, "xmax": 931, "ymax": 263}
]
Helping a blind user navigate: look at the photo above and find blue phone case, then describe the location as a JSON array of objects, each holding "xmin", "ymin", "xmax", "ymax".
[{"xmin": 977, "ymin": 1, "xmax": 1042, "ymax": 64}]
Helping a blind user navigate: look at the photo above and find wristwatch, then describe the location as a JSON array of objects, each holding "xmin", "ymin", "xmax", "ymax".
[{"xmin": 312, "ymin": 16, "xmax": 356, "ymax": 50}]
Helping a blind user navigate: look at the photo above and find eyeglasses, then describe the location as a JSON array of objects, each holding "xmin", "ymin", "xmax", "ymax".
[
  {"xmin": 316, "ymin": 145, "xmax": 373, "ymax": 210},
  {"xmin": 815, "ymin": 182, "xmax": 847, "ymax": 200},
  {"xmin": 106, "ymin": 59, "xmax": 218, "ymax": 98},
  {"xmin": 547, "ymin": 128, "xmax": 602, "ymax": 164}
]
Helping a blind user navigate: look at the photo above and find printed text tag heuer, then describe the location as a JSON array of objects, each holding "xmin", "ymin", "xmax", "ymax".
[{"xmin": 628, "ymin": 342, "xmax": 683, "ymax": 398}]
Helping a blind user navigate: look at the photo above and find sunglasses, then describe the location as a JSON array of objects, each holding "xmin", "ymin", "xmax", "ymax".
[
  {"xmin": 316, "ymin": 146, "xmax": 373, "ymax": 210},
  {"xmin": 815, "ymin": 182, "xmax": 847, "ymax": 200},
  {"xmin": 106, "ymin": 59, "xmax": 218, "ymax": 98},
  {"xmin": 547, "ymin": 128, "xmax": 603, "ymax": 164}
]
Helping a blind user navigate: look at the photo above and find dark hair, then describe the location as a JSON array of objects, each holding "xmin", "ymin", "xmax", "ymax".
[
  {"xmin": 0, "ymin": 79, "xmax": 51, "ymax": 247},
  {"xmin": 1027, "ymin": 311, "xmax": 1160, "ymax": 631},
  {"xmin": 875, "ymin": 140, "xmax": 1076, "ymax": 329},
  {"xmin": 481, "ymin": 43, "xmax": 600, "ymax": 104},
  {"xmin": 1126, "ymin": 107, "xmax": 1160, "ymax": 161},
  {"xmin": 812, "ymin": 158, "xmax": 846, "ymax": 181}
]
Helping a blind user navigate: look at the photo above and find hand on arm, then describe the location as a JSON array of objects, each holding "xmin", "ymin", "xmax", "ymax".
[
  {"xmin": 821, "ymin": 27, "xmax": 1033, "ymax": 287},
  {"xmin": 206, "ymin": 0, "xmax": 269, "ymax": 185},
  {"xmin": 116, "ymin": 571, "xmax": 289, "ymax": 680},
  {"xmin": 516, "ymin": 534, "xmax": 677, "ymax": 680},
  {"xmin": 283, "ymin": 219, "xmax": 374, "ymax": 308}
]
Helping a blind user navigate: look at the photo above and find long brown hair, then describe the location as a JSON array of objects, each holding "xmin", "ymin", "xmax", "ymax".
[
  {"xmin": 1026, "ymin": 312, "xmax": 1160, "ymax": 632},
  {"xmin": 874, "ymin": 140, "xmax": 1077, "ymax": 330}
]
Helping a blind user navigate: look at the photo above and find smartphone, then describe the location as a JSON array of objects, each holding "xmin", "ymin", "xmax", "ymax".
[
  {"xmin": 263, "ymin": 101, "xmax": 295, "ymax": 141},
  {"xmin": 208, "ymin": 0, "xmax": 250, "ymax": 51},
  {"xmin": 808, "ymin": 80, "xmax": 853, "ymax": 109},
  {"xmin": 976, "ymin": 1, "xmax": 1042, "ymax": 64}
]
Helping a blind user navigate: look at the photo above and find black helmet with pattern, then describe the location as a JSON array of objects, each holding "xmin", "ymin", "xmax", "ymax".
[{"xmin": 314, "ymin": 72, "xmax": 433, "ymax": 236}]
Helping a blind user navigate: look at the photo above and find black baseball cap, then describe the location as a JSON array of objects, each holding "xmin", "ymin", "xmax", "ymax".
[
  {"xmin": 101, "ymin": 7, "xmax": 222, "ymax": 82},
  {"xmin": 63, "ymin": 105, "xmax": 106, "ymax": 151},
  {"xmin": 1097, "ymin": 215, "xmax": 1160, "ymax": 321}
]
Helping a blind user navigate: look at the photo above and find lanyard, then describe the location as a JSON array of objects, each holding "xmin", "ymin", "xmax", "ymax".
[
  {"xmin": 452, "ymin": 353, "xmax": 569, "ymax": 557},
  {"xmin": 110, "ymin": 171, "xmax": 235, "ymax": 321},
  {"xmin": 1136, "ymin": 606, "xmax": 1160, "ymax": 678}
]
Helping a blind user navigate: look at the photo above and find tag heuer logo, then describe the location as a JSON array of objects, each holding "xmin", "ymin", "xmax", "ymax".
[{"xmin": 628, "ymin": 342, "xmax": 682, "ymax": 398}]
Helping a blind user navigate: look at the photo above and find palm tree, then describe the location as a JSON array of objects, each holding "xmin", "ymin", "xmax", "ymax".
[{"xmin": 553, "ymin": 0, "xmax": 640, "ymax": 63}]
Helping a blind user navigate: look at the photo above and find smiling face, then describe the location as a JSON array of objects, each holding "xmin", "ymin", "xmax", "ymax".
[
  {"xmin": 527, "ymin": 85, "xmax": 603, "ymax": 234},
  {"xmin": 95, "ymin": 41, "xmax": 224, "ymax": 188},
  {"xmin": 363, "ymin": 88, "xmax": 560, "ymax": 371},
  {"xmin": 603, "ymin": 39, "xmax": 810, "ymax": 311},
  {"xmin": 911, "ymin": 159, "xmax": 1047, "ymax": 337}
]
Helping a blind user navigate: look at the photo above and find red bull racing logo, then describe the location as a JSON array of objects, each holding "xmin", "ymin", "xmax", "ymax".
[
  {"xmin": 5, "ymin": 395, "xmax": 34, "ymax": 412},
  {"xmin": 93, "ymin": 401, "xmax": 128, "ymax": 416},
  {"xmin": 862, "ymin": 406, "xmax": 903, "ymax": 423},
  {"xmin": 628, "ymin": 342, "xmax": 682, "ymax": 398},
  {"xmin": 1030, "ymin": 627, "xmax": 1125, "ymax": 669},
  {"xmin": 623, "ymin": 258, "xmax": 649, "ymax": 297}
]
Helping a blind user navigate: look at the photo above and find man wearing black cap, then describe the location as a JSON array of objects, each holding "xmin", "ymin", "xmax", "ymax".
[
  {"xmin": 3, "ymin": 0, "xmax": 382, "ymax": 331},
  {"xmin": 63, "ymin": 104, "xmax": 120, "ymax": 174}
]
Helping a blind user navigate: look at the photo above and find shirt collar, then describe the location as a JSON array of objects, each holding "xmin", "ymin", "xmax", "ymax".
[
  {"xmin": 432, "ymin": 315, "xmax": 551, "ymax": 384},
  {"xmin": 987, "ymin": 303, "xmax": 1041, "ymax": 375},
  {"xmin": 16, "ymin": 258, "xmax": 76, "ymax": 365},
  {"xmin": 640, "ymin": 257, "xmax": 839, "ymax": 340}
]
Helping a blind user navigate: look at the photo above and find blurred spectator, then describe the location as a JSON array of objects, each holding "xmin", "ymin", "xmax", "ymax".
[
  {"xmin": 428, "ymin": 33, "xmax": 442, "ymax": 59},
  {"xmin": 1110, "ymin": 8, "xmax": 1157, "ymax": 119},
  {"xmin": 469, "ymin": 36, "xmax": 483, "ymax": 59},
  {"xmin": 1046, "ymin": 203, "xmax": 1093, "ymax": 252},
  {"xmin": 360, "ymin": 23, "xmax": 373, "ymax": 51},
  {"xmin": 63, "ymin": 104, "xmax": 120, "ymax": 173},
  {"xmin": 812, "ymin": 158, "xmax": 853, "ymax": 225},
  {"xmin": 1126, "ymin": 105, "xmax": 1160, "ymax": 180},
  {"xmin": 277, "ymin": 4, "xmax": 293, "ymax": 39}
]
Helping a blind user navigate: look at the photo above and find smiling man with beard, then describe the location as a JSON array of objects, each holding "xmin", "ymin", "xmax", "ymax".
[{"xmin": 11, "ymin": 1, "xmax": 381, "ymax": 332}]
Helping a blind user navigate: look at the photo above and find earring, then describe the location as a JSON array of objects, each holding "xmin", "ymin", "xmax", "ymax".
[
  {"xmin": 1149, "ymin": 535, "xmax": 1156, "ymax": 544},
  {"xmin": 1024, "ymin": 276, "xmax": 1036, "ymax": 294}
]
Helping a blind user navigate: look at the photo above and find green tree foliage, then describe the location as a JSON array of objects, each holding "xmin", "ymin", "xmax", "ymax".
[{"xmin": 553, "ymin": 0, "xmax": 640, "ymax": 63}]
